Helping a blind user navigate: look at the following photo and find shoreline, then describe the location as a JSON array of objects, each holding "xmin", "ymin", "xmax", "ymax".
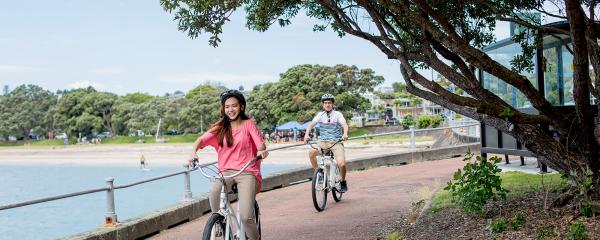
[{"xmin": 0, "ymin": 142, "xmax": 433, "ymax": 166}]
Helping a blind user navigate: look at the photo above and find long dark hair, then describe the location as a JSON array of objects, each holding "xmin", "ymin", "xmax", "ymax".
[{"xmin": 210, "ymin": 94, "xmax": 249, "ymax": 147}]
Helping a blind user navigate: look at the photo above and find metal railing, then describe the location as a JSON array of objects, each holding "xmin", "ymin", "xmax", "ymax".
[
  {"xmin": 0, "ymin": 123, "xmax": 480, "ymax": 227},
  {"xmin": 0, "ymin": 162, "xmax": 214, "ymax": 226}
]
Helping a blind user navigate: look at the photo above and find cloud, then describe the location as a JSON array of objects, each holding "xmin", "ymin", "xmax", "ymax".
[
  {"xmin": 68, "ymin": 80, "xmax": 106, "ymax": 91},
  {"xmin": 88, "ymin": 68, "xmax": 123, "ymax": 75},
  {"xmin": 0, "ymin": 64, "xmax": 39, "ymax": 73}
]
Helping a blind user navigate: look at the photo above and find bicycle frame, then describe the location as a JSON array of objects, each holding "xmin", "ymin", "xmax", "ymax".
[
  {"xmin": 195, "ymin": 156, "xmax": 262, "ymax": 240},
  {"xmin": 310, "ymin": 141, "xmax": 342, "ymax": 192}
]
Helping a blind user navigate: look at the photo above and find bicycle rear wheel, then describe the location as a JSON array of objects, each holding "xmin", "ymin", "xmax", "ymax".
[
  {"xmin": 332, "ymin": 186, "xmax": 343, "ymax": 202},
  {"xmin": 311, "ymin": 168, "xmax": 328, "ymax": 212},
  {"xmin": 202, "ymin": 213, "xmax": 231, "ymax": 240}
]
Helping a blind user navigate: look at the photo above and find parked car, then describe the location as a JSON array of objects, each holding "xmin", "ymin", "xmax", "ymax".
[
  {"xmin": 164, "ymin": 129, "xmax": 181, "ymax": 135},
  {"xmin": 97, "ymin": 132, "xmax": 113, "ymax": 139},
  {"xmin": 55, "ymin": 133, "xmax": 68, "ymax": 140}
]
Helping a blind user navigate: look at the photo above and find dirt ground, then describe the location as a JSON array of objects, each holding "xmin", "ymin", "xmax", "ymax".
[{"xmin": 380, "ymin": 192, "xmax": 600, "ymax": 240}]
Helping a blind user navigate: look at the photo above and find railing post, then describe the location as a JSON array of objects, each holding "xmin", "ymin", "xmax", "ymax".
[
  {"xmin": 104, "ymin": 177, "xmax": 118, "ymax": 227},
  {"xmin": 183, "ymin": 164, "xmax": 193, "ymax": 201},
  {"xmin": 409, "ymin": 126, "xmax": 415, "ymax": 149}
]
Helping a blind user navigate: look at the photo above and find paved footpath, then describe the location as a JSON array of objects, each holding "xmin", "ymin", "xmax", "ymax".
[{"xmin": 150, "ymin": 157, "xmax": 464, "ymax": 240}]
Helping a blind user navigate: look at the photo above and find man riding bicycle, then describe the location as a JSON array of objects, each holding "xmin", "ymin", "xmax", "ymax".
[{"xmin": 304, "ymin": 93, "xmax": 349, "ymax": 193}]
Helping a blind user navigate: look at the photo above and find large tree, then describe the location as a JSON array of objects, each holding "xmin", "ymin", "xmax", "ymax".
[
  {"xmin": 179, "ymin": 83, "xmax": 226, "ymax": 133},
  {"xmin": 54, "ymin": 87, "xmax": 118, "ymax": 136},
  {"xmin": 160, "ymin": 1, "xmax": 600, "ymax": 200},
  {"xmin": 0, "ymin": 84, "xmax": 56, "ymax": 140},
  {"xmin": 247, "ymin": 64, "xmax": 383, "ymax": 129}
]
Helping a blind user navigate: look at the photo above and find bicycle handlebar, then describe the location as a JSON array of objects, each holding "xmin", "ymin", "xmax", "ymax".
[
  {"xmin": 306, "ymin": 139, "xmax": 343, "ymax": 151},
  {"xmin": 194, "ymin": 155, "xmax": 263, "ymax": 181}
]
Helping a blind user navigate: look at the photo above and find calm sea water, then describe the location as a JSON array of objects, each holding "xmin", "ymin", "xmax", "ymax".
[{"xmin": 0, "ymin": 163, "xmax": 302, "ymax": 240}]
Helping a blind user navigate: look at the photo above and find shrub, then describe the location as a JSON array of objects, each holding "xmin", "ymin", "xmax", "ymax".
[
  {"xmin": 402, "ymin": 115, "xmax": 415, "ymax": 129},
  {"xmin": 568, "ymin": 221, "xmax": 587, "ymax": 240},
  {"xmin": 580, "ymin": 201, "xmax": 593, "ymax": 217},
  {"xmin": 444, "ymin": 149, "xmax": 509, "ymax": 213},
  {"xmin": 430, "ymin": 115, "xmax": 443, "ymax": 128},
  {"xmin": 511, "ymin": 212, "xmax": 526, "ymax": 230},
  {"xmin": 490, "ymin": 218, "xmax": 507, "ymax": 233},
  {"xmin": 536, "ymin": 225, "xmax": 557, "ymax": 239},
  {"xmin": 417, "ymin": 115, "xmax": 431, "ymax": 128}
]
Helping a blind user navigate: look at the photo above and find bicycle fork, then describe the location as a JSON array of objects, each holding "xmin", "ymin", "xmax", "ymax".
[{"xmin": 220, "ymin": 188, "xmax": 247, "ymax": 240}]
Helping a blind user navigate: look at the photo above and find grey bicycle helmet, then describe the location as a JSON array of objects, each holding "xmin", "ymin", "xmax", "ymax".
[{"xmin": 321, "ymin": 93, "xmax": 335, "ymax": 103}]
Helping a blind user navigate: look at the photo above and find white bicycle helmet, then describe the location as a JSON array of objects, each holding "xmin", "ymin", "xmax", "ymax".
[{"xmin": 321, "ymin": 93, "xmax": 335, "ymax": 103}]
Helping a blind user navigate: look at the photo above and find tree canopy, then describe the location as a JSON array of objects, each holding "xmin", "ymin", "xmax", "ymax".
[
  {"xmin": 0, "ymin": 85, "xmax": 56, "ymax": 139},
  {"xmin": 247, "ymin": 64, "xmax": 383, "ymax": 129},
  {"xmin": 160, "ymin": 0, "xmax": 600, "ymax": 196}
]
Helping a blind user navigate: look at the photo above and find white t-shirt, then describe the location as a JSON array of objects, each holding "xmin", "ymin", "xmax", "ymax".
[{"xmin": 312, "ymin": 110, "xmax": 346, "ymax": 141}]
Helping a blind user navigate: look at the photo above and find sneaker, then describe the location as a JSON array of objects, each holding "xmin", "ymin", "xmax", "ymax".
[{"xmin": 339, "ymin": 180, "xmax": 348, "ymax": 193}]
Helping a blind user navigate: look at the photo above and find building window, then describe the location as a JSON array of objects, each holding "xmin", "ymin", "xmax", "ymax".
[{"xmin": 483, "ymin": 42, "xmax": 536, "ymax": 108}]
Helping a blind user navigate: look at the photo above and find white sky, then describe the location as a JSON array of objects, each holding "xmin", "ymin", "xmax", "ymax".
[
  {"xmin": 0, "ymin": 1, "xmax": 524, "ymax": 96},
  {"xmin": 0, "ymin": 0, "xmax": 407, "ymax": 95}
]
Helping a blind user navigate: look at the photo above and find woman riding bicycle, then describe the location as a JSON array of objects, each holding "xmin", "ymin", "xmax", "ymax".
[
  {"xmin": 304, "ymin": 93, "xmax": 349, "ymax": 192},
  {"xmin": 189, "ymin": 89, "xmax": 268, "ymax": 240}
]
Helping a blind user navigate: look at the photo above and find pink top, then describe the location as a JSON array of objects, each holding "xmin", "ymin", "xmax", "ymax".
[{"xmin": 199, "ymin": 119, "xmax": 265, "ymax": 191}]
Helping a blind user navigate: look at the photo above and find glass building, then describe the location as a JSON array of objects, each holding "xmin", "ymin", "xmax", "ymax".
[{"xmin": 479, "ymin": 21, "xmax": 598, "ymax": 167}]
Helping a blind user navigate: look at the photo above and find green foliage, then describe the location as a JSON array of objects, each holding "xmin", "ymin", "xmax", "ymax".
[
  {"xmin": 0, "ymin": 84, "xmax": 57, "ymax": 139},
  {"xmin": 430, "ymin": 115, "xmax": 443, "ymax": 128},
  {"xmin": 429, "ymin": 172, "xmax": 564, "ymax": 214},
  {"xmin": 580, "ymin": 201, "xmax": 593, "ymax": 217},
  {"xmin": 53, "ymin": 87, "xmax": 119, "ymax": 136},
  {"xmin": 417, "ymin": 114, "xmax": 443, "ymax": 128},
  {"xmin": 568, "ymin": 221, "xmax": 588, "ymax": 240},
  {"xmin": 536, "ymin": 225, "xmax": 557, "ymax": 239},
  {"xmin": 511, "ymin": 212, "xmax": 526, "ymax": 230},
  {"xmin": 490, "ymin": 218, "xmax": 507, "ymax": 233},
  {"xmin": 417, "ymin": 115, "xmax": 432, "ymax": 128},
  {"xmin": 444, "ymin": 149, "xmax": 509, "ymax": 213},
  {"xmin": 499, "ymin": 107, "xmax": 515, "ymax": 121},
  {"xmin": 247, "ymin": 64, "xmax": 383, "ymax": 130},
  {"xmin": 385, "ymin": 232, "xmax": 405, "ymax": 240},
  {"xmin": 402, "ymin": 115, "xmax": 415, "ymax": 129}
]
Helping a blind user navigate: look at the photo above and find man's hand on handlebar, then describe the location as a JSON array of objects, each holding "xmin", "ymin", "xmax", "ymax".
[
  {"xmin": 342, "ymin": 134, "xmax": 348, "ymax": 141},
  {"xmin": 304, "ymin": 137, "xmax": 312, "ymax": 144}
]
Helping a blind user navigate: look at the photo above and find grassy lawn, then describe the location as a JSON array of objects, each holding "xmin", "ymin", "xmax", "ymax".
[{"xmin": 427, "ymin": 171, "xmax": 566, "ymax": 214}]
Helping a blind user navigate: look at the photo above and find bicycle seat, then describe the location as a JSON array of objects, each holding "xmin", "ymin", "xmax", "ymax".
[
  {"xmin": 322, "ymin": 149, "xmax": 334, "ymax": 157},
  {"xmin": 229, "ymin": 183, "xmax": 238, "ymax": 194}
]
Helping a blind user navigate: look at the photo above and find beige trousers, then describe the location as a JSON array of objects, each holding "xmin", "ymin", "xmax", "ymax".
[{"xmin": 209, "ymin": 170, "xmax": 259, "ymax": 240}]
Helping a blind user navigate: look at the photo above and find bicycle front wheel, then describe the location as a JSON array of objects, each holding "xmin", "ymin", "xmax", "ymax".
[
  {"xmin": 332, "ymin": 186, "xmax": 343, "ymax": 202},
  {"xmin": 202, "ymin": 213, "xmax": 231, "ymax": 240},
  {"xmin": 311, "ymin": 168, "xmax": 328, "ymax": 212},
  {"xmin": 253, "ymin": 201, "xmax": 261, "ymax": 237}
]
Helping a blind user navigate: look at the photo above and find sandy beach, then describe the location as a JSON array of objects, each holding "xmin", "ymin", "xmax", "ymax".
[{"xmin": 0, "ymin": 142, "xmax": 433, "ymax": 166}]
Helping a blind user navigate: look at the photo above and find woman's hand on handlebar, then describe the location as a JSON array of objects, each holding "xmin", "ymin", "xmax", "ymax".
[
  {"xmin": 257, "ymin": 150, "xmax": 269, "ymax": 160},
  {"xmin": 188, "ymin": 152, "xmax": 199, "ymax": 168},
  {"xmin": 342, "ymin": 134, "xmax": 348, "ymax": 141}
]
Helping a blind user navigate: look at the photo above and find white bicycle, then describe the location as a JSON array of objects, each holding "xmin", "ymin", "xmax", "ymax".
[
  {"xmin": 193, "ymin": 156, "xmax": 262, "ymax": 240},
  {"xmin": 307, "ymin": 140, "xmax": 344, "ymax": 211}
]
